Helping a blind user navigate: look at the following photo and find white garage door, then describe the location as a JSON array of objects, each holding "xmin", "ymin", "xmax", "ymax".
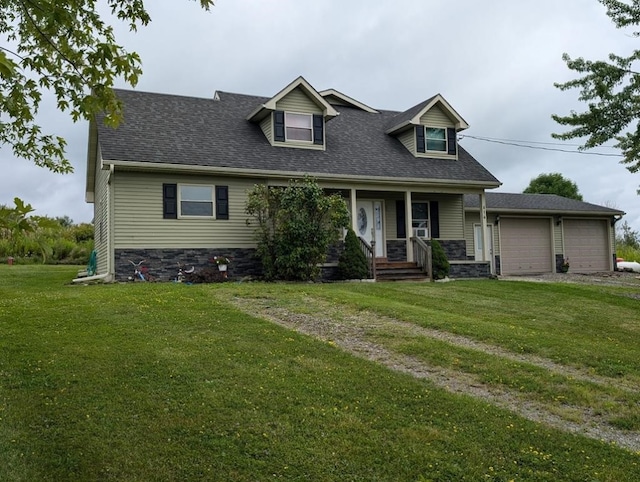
[
  {"xmin": 564, "ymin": 219, "xmax": 610, "ymax": 273},
  {"xmin": 500, "ymin": 218, "xmax": 553, "ymax": 275}
]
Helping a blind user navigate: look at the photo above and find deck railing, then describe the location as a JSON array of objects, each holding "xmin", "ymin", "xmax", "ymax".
[
  {"xmin": 358, "ymin": 236, "xmax": 376, "ymax": 280},
  {"xmin": 411, "ymin": 237, "xmax": 433, "ymax": 281}
]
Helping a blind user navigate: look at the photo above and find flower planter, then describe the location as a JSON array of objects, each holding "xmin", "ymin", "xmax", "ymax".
[{"xmin": 218, "ymin": 264, "xmax": 227, "ymax": 272}]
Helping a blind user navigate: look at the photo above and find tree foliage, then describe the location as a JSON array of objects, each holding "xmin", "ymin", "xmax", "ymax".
[
  {"xmin": 0, "ymin": 197, "xmax": 93, "ymax": 264},
  {"xmin": 0, "ymin": 0, "xmax": 213, "ymax": 173},
  {"xmin": 523, "ymin": 172, "xmax": 584, "ymax": 200},
  {"xmin": 337, "ymin": 228, "xmax": 369, "ymax": 280},
  {"xmin": 552, "ymin": 0, "xmax": 640, "ymax": 191},
  {"xmin": 245, "ymin": 178, "xmax": 349, "ymax": 281},
  {"xmin": 617, "ymin": 220, "xmax": 640, "ymax": 249}
]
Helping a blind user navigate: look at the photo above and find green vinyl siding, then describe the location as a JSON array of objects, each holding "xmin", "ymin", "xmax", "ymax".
[
  {"xmin": 419, "ymin": 105, "xmax": 453, "ymax": 127},
  {"xmin": 275, "ymin": 87, "xmax": 322, "ymax": 114},
  {"xmin": 113, "ymin": 172, "xmax": 259, "ymax": 249},
  {"xmin": 464, "ymin": 212, "xmax": 499, "ymax": 256},
  {"xmin": 93, "ymin": 152, "xmax": 111, "ymax": 275},
  {"xmin": 554, "ymin": 223, "xmax": 563, "ymax": 253},
  {"xmin": 259, "ymin": 115, "xmax": 273, "ymax": 144},
  {"xmin": 436, "ymin": 195, "xmax": 464, "ymax": 239},
  {"xmin": 397, "ymin": 129, "xmax": 415, "ymax": 155}
]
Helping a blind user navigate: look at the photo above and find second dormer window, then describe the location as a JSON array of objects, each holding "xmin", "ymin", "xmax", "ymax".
[
  {"xmin": 286, "ymin": 113, "xmax": 313, "ymax": 142},
  {"xmin": 416, "ymin": 126, "xmax": 457, "ymax": 155}
]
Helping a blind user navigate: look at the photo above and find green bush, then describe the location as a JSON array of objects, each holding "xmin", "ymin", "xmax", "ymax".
[
  {"xmin": 431, "ymin": 239, "xmax": 450, "ymax": 280},
  {"xmin": 338, "ymin": 228, "xmax": 369, "ymax": 280},
  {"xmin": 246, "ymin": 178, "xmax": 349, "ymax": 281}
]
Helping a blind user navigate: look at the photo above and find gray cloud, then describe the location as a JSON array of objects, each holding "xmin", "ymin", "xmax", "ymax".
[{"xmin": 1, "ymin": 0, "xmax": 638, "ymax": 230}]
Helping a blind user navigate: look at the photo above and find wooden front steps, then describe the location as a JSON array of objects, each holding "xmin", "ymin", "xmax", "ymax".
[{"xmin": 375, "ymin": 260, "xmax": 430, "ymax": 282}]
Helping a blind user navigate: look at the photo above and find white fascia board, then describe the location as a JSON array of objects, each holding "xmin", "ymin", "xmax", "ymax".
[
  {"xmin": 103, "ymin": 159, "xmax": 501, "ymax": 190},
  {"xmin": 409, "ymin": 94, "xmax": 469, "ymax": 130}
]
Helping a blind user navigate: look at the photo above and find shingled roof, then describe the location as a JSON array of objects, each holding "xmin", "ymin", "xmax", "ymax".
[
  {"xmin": 94, "ymin": 88, "xmax": 500, "ymax": 187},
  {"xmin": 464, "ymin": 192, "xmax": 624, "ymax": 215}
]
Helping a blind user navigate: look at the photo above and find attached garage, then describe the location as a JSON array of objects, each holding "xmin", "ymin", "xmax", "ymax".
[
  {"xmin": 563, "ymin": 219, "xmax": 610, "ymax": 273},
  {"xmin": 499, "ymin": 217, "xmax": 553, "ymax": 275},
  {"xmin": 464, "ymin": 193, "xmax": 624, "ymax": 276}
]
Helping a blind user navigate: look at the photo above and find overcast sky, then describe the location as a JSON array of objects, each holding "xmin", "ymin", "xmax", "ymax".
[{"xmin": 2, "ymin": 0, "xmax": 639, "ymax": 232}]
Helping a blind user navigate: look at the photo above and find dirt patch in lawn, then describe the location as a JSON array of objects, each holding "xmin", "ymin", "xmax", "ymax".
[{"xmin": 226, "ymin": 293, "xmax": 640, "ymax": 452}]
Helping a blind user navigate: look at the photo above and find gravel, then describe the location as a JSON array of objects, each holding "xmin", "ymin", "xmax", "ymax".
[{"xmin": 225, "ymin": 276, "xmax": 640, "ymax": 452}]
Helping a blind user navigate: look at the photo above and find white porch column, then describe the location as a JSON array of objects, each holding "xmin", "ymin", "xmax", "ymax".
[
  {"xmin": 405, "ymin": 190, "xmax": 414, "ymax": 262},
  {"xmin": 480, "ymin": 192, "xmax": 489, "ymax": 264},
  {"xmin": 350, "ymin": 188, "xmax": 358, "ymax": 233}
]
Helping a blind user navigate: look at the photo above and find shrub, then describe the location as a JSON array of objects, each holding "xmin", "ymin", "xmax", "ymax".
[
  {"xmin": 431, "ymin": 239, "xmax": 450, "ymax": 280},
  {"xmin": 337, "ymin": 228, "xmax": 369, "ymax": 280},
  {"xmin": 246, "ymin": 178, "xmax": 349, "ymax": 281}
]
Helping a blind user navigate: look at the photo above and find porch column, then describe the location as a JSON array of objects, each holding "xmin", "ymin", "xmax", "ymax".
[
  {"xmin": 405, "ymin": 190, "xmax": 414, "ymax": 262},
  {"xmin": 479, "ymin": 192, "xmax": 490, "ymax": 264},
  {"xmin": 350, "ymin": 188, "xmax": 358, "ymax": 233}
]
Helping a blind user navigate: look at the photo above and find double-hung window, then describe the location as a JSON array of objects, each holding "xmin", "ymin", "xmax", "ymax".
[
  {"xmin": 412, "ymin": 202, "xmax": 429, "ymax": 238},
  {"xmin": 416, "ymin": 126, "xmax": 457, "ymax": 155},
  {"xmin": 425, "ymin": 128, "xmax": 446, "ymax": 152},
  {"xmin": 285, "ymin": 113, "xmax": 313, "ymax": 142},
  {"xmin": 179, "ymin": 185, "xmax": 214, "ymax": 217}
]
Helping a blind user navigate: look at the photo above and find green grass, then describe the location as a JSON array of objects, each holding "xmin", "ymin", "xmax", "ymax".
[{"xmin": 1, "ymin": 266, "xmax": 639, "ymax": 481}]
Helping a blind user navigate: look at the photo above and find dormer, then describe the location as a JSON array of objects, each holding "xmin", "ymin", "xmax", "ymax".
[
  {"xmin": 247, "ymin": 76, "xmax": 338, "ymax": 150},
  {"xmin": 385, "ymin": 94, "xmax": 469, "ymax": 160}
]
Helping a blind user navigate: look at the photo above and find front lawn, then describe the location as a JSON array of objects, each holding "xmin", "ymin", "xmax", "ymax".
[{"xmin": 0, "ymin": 266, "xmax": 638, "ymax": 481}]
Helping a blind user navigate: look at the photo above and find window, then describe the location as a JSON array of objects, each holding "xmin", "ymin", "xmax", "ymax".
[
  {"xmin": 426, "ymin": 127, "xmax": 446, "ymax": 152},
  {"xmin": 412, "ymin": 202, "xmax": 429, "ymax": 238},
  {"xmin": 179, "ymin": 185, "xmax": 214, "ymax": 217},
  {"xmin": 285, "ymin": 113, "xmax": 313, "ymax": 142},
  {"xmin": 416, "ymin": 126, "xmax": 457, "ymax": 155}
]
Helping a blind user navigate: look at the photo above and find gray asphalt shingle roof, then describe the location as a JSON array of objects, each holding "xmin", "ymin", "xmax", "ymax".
[
  {"xmin": 464, "ymin": 192, "xmax": 624, "ymax": 215},
  {"xmin": 97, "ymin": 89, "xmax": 500, "ymax": 186}
]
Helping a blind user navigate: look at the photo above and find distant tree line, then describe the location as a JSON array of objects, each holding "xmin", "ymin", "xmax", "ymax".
[{"xmin": 0, "ymin": 198, "xmax": 93, "ymax": 265}]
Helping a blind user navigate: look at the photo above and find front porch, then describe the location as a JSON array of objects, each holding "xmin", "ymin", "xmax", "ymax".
[{"xmin": 332, "ymin": 187, "xmax": 495, "ymax": 279}]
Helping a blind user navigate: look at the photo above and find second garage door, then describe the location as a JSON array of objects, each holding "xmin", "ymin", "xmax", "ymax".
[
  {"xmin": 500, "ymin": 218, "xmax": 553, "ymax": 275},
  {"xmin": 563, "ymin": 219, "xmax": 610, "ymax": 273}
]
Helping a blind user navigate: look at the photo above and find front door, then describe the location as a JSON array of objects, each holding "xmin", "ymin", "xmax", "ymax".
[
  {"xmin": 474, "ymin": 224, "xmax": 494, "ymax": 263},
  {"xmin": 356, "ymin": 200, "xmax": 384, "ymax": 257}
]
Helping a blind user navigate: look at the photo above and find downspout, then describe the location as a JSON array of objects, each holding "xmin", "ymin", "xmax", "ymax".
[{"xmin": 108, "ymin": 164, "xmax": 115, "ymax": 279}]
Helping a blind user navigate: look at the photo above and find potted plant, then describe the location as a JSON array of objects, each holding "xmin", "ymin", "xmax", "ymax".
[
  {"xmin": 211, "ymin": 256, "xmax": 231, "ymax": 274},
  {"xmin": 560, "ymin": 258, "xmax": 570, "ymax": 273}
]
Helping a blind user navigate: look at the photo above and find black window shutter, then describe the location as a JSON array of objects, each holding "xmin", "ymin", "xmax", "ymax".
[
  {"xmin": 163, "ymin": 183, "xmax": 177, "ymax": 219},
  {"xmin": 430, "ymin": 201, "xmax": 440, "ymax": 238},
  {"xmin": 447, "ymin": 128, "xmax": 457, "ymax": 155},
  {"xmin": 416, "ymin": 126, "xmax": 426, "ymax": 153},
  {"xmin": 313, "ymin": 114, "xmax": 324, "ymax": 145},
  {"xmin": 274, "ymin": 111, "xmax": 285, "ymax": 142},
  {"xmin": 216, "ymin": 186, "xmax": 229, "ymax": 220},
  {"xmin": 396, "ymin": 200, "xmax": 406, "ymax": 239}
]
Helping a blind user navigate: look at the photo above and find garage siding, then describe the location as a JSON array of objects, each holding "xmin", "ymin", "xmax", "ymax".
[{"xmin": 499, "ymin": 218, "xmax": 553, "ymax": 275}]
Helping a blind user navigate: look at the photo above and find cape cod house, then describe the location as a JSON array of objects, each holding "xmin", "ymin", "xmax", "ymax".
[{"xmin": 85, "ymin": 76, "xmax": 623, "ymax": 281}]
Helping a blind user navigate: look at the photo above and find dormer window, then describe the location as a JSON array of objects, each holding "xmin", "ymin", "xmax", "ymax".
[
  {"xmin": 273, "ymin": 110, "xmax": 324, "ymax": 146},
  {"xmin": 285, "ymin": 113, "xmax": 313, "ymax": 142},
  {"xmin": 416, "ymin": 126, "xmax": 457, "ymax": 156},
  {"xmin": 426, "ymin": 128, "xmax": 446, "ymax": 152}
]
